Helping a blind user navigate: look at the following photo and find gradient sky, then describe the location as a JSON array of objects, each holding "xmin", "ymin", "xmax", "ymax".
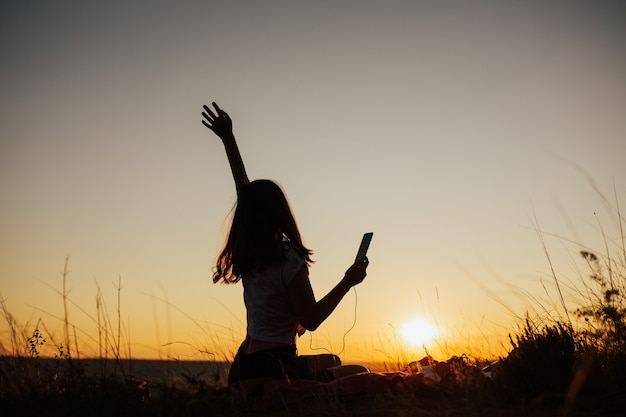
[{"xmin": 2, "ymin": 1, "xmax": 625, "ymax": 363}]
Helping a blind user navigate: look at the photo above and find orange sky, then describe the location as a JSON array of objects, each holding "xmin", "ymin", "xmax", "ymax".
[{"xmin": 1, "ymin": 1, "xmax": 625, "ymax": 364}]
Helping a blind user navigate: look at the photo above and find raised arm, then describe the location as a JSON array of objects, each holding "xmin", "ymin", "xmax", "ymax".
[{"xmin": 202, "ymin": 102, "xmax": 250, "ymax": 196}]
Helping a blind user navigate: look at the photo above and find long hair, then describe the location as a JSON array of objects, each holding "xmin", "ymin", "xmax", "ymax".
[{"xmin": 213, "ymin": 179, "xmax": 313, "ymax": 284}]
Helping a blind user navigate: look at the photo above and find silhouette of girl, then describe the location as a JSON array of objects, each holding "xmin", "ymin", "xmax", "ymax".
[{"xmin": 202, "ymin": 102, "xmax": 369, "ymax": 384}]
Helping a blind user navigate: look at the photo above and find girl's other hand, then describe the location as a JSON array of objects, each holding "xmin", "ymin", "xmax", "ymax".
[{"xmin": 343, "ymin": 257, "xmax": 368, "ymax": 287}]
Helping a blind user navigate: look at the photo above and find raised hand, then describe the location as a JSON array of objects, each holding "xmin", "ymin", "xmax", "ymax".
[
  {"xmin": 201, "ymin": 101, "xmax": 249, "ymax": 193},
  {"xmin": 202, "ymin": 102, "xmax": 233, "ymax": 140}
]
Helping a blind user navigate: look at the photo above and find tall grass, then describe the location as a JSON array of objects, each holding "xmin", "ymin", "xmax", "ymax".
[
  {"xmin": 490, "ymin": 183, "xmax": 626, "ymax": 413},
  {"xmin": 0, "ymin": 261, "xmax": 236, "ymax": 417},
  {"xmin": 2, "ymin": 188, "xmax": 626, "ymax": 416}
]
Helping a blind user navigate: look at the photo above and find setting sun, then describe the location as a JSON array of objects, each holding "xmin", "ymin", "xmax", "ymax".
[{"xmin": 399, "ymin": 317, "xmax": 439, "ymax": 347}]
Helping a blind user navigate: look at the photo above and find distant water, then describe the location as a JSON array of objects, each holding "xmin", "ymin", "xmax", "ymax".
[{"xmin": 9, "ymin": 357, "xmax": 231, "ymax": 387}]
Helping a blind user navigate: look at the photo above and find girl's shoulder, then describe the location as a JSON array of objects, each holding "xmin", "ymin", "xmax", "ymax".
[
  {"xmin": 282, "ymin": 241, "xmax": 305, "ymax": 260},
  {"xmin": 281, "ymin": 242, "xmax": 307, "ymax": 272}
]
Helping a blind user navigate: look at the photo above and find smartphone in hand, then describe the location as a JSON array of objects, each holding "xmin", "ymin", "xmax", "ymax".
[{"xmin": 355, "ymin": 232, "xmax": 373, "ymax": 262}]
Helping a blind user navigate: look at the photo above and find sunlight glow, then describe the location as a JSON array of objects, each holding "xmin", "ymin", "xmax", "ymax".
[{"xmin": 399, "ymin": 317, "xmax": 439, "ymax": 347}]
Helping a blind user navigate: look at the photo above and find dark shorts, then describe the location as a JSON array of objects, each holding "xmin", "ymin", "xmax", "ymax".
[{"xmin": 228, "ymin": 338, "xmax": 313, "ymax": 385}]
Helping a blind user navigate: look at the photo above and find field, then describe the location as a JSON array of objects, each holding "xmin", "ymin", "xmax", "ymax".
[
  {"xmin": 2, "ymin": 196, "xmax": 626, "ymax": 416},
  {"xmin": 3, "ymin": 259, "xmax": 625, "ymax": 417},
  {"xmin": 0, "ymin": 346, "xmax": 624, "ymax": 417}
]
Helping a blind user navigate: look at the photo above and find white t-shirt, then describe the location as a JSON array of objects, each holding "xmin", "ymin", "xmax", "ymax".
[{"xmin": 242, "ymin": 244, "xmax": 307, "ymax": 345}]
